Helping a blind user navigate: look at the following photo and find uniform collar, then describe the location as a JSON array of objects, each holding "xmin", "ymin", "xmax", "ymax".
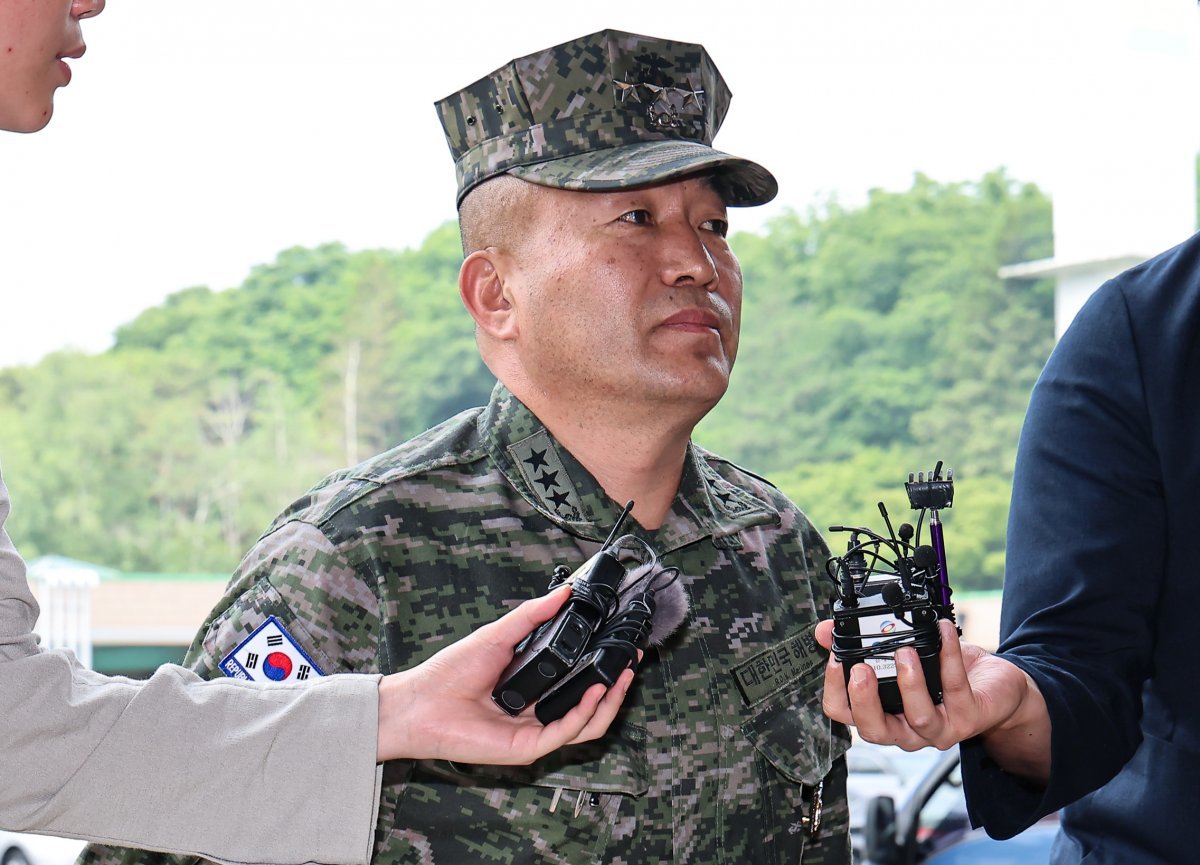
[{"xmin": 478, "ymin": 382, "xmax": 778, "ymax": 552}]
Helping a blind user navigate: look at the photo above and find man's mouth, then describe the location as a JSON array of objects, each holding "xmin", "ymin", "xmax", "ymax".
[{"xmin": 661, "ymin": 309, "xmax": 722, "ymax": 332}]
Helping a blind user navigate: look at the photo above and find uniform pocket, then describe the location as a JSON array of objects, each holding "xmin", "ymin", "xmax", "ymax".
[
  {"xmin": 378, "ymin": 721, "xmax": 649, "ymax": 864},
  {"xmin": 738, "ymin": 665, "xmax": 852, "ymax": 864},
  {"xmin": 742, "ymin": 663, "xmax": 851, "ymax": 785}
]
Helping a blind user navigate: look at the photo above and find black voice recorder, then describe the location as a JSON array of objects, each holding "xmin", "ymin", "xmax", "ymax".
[{"xmin": 492, "ymin": 502, "xmax": 643, "ymax": 716}]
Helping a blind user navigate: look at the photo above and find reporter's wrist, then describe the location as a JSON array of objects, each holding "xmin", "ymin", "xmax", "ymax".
[
  {"xmin": 987, "ymin": 662, "xmax": 1042, "ymax": 733},
  {"xmin": 376, "ymin": 671, "xmax": 418, "ymax": 762},
  {"xmin": 979, "ymin": 661, "xmax": 1051, "ymax": 783}
]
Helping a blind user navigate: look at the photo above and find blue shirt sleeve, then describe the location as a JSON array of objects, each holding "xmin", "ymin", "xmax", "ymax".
[{"xmin": 961, "ymin": 277, "xmax": 1161, "ymax": 836}]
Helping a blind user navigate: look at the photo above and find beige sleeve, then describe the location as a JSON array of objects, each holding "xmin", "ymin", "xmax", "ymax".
[
  {"xmin": 0, "ymin": 468, "xmax": 39, "ymax": 660},
  {"xmin": 0, "ymin": 469, "xmax": 383, "ymax": 865}
]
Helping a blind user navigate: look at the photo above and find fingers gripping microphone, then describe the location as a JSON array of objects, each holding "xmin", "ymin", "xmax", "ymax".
[
  {"xmin": 492, "ymin": 502, "xmax": 690, "ymax": 722},
  {"xmin": 534, "ymin": 563, "xmax": 689, "ymax": 724},
  {"xmin": 827, "ymin": 463, "xmax": 958, "ymax": 714}
]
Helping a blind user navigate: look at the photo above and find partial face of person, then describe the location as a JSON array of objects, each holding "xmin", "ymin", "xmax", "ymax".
[
  {"xmin": 0, "ymin": 0, "xmax": 104, "ymax": 133},
  {"xmin": 504, "ymin": 175, "xmax": 742, "ymax": 418}
]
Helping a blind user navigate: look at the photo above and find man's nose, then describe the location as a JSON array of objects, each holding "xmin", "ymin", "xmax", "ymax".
[
  {"xmin": 659, "ymin": 224, "xmax": 719, "ymax": 291},
  {"xmin": 73, "ymin": 0, "xmax": 106, "ymax": 20}
]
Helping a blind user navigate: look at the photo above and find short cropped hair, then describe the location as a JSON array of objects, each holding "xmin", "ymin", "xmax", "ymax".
[{"xmin": 457, "ymin": 174, "xmax": 538, "ymax": 256}]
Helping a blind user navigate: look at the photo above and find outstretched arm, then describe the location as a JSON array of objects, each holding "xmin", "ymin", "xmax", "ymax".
[
  {"xmin": 3, "ymin": 468, "xmax": 629, "ymax": 865},
  {"xmin": 0, "ymin": 466, "xmax": 381, "ymax": 865}
]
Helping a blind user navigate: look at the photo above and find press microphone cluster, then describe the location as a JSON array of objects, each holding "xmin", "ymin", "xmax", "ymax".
[{"xmin": 828, "ymin": 462, "xmax": 959, "ymax": 714}]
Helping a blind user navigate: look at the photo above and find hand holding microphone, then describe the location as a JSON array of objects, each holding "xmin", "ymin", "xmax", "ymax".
[{"xmin": 492, "ymin": 501, "xmax": 690, "ymax": 724}]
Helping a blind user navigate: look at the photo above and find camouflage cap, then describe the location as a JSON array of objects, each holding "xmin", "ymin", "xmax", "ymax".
[{"xmin": 435, "ymin": 29, "xmax": 778, "ymax": 208}]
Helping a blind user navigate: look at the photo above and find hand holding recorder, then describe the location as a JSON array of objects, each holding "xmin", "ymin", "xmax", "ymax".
[
  {"xmin": 816, "ymin": 465, "xmax": 1052, "ymax": 783},
  {"xmin": 493, "ymin": 501, "xmax": 689, "ymax": 725},
  {"xmin": 376, "ymin": 586, "xmax": 635, "ymax": 765}
]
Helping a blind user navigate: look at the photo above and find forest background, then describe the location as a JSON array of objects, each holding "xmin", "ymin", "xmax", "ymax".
[{"xmin": 1, "ymin": 165, "xmax": 1192, "ymax": 591}]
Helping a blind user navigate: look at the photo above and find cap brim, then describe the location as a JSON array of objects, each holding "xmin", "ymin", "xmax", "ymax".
[{"xmin": 506, "ymin": 140, "xmax": 778, "ymax": 208}]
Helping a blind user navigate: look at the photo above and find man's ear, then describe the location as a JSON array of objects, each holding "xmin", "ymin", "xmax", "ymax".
[{"xmin": 459, "ymin": 249, "xmax": 518, "ymax": 341}]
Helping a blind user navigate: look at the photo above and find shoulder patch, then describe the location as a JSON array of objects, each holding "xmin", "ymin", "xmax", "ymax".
[{"xmin": 220, "ymin": 616, "xmax": 326, "ymax": 682}]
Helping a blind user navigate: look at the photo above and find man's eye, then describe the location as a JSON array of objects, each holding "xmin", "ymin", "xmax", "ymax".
[
  {"xmin": 703, "ymin": 219, "xmax": 729, "ymax": 238},
  {"xmin": 618, "ymin": 209, "xmax": 652, "ymax": 225}
]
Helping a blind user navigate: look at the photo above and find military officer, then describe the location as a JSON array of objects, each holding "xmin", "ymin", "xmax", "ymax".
[{"xmin": 81, "ymin": 29, "xmax": 850, "ymax": 865}]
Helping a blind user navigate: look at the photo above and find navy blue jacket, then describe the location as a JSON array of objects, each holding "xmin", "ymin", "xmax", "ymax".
[{"xmin": 961, "ymin": 231, "xmax": 1200, "ymax": 864}]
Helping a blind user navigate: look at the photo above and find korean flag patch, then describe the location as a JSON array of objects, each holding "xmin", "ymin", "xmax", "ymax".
[{"xmin": 220, "ymin": 616, "xmax": 325, "ymax": 682}]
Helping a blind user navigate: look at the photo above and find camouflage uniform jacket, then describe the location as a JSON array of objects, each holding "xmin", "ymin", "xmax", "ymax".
[{"xmin": 81, "ymin": 383, "xmax": 851, "ymax": 865}]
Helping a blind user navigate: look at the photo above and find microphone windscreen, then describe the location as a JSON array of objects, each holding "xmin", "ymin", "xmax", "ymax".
[
  {"xmin": 913, "ymin": 545, "xmax": 939, "ymax": 572},
  {"xmin": 881, "ymin": 580, "xmax": 906, "ymax": 608},
  {"xmin": 618, "ymin": 562, "xmax": 690, "ymax": 646}
]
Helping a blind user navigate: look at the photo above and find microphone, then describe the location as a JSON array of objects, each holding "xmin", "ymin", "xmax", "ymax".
[
  {"xmin": 624, "ymin": 564, "xmax": 689, "ymax": 646},
  {"xmin": 491, "ymin": 546, "xmax": 625, "ymax": 714},
  {"xmin": 534, "ymin": 562, "xmax": 689, "ymax": 724},
  {"xmin": 880, "ymin": 580, "xmax": 906, "ymax": 611},
  {"xmin": 492, "ymin": 504, "xmax": 635, "ymax": 716},
  {"xmin": 829, "ymin": 461, "xmax": 958, "ymax": 714},
  {"xmin": 912, "ymin": 545, "xmax": 938, "ymax": 574}
]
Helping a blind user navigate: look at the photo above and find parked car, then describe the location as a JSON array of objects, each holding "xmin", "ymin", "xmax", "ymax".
[
  {"xmin": 847, "ymin": 740, "xmax": 942, "ymax": 863},
  {"xmin": 859, "ymin": 745, "xmax": 1059, "ymax": 865},
  {"xmin": 0, "ymin": 831, "xmax": 86, "ymax": 865}
]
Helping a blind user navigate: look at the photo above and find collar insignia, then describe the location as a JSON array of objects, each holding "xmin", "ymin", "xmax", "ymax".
[{"xmin": 509, "ymin": 434, "xmax": 586, "ymax": 523}]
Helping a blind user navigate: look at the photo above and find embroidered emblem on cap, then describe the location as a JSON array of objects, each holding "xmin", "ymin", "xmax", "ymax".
[{"xmin": 220, "ymin": 616, "xmax": 325, "ymax": 682}]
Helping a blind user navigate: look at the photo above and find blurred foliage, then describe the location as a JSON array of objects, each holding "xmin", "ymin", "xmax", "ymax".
[
  {"xmin": 0, "ymin": 170, "xmax": 1053, "ymax": 589},
  {"xmin": 700, "ymin": 169, "xmax": 1054, "ymax": 587}
]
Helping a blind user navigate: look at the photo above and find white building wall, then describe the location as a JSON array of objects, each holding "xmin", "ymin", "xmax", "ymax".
[
  {"xmin": 27, "ymin": 559, "xmax": 99, "ymax": 668},
  {"xmin": 1041, "ymin": 1, "xmax": 1200, "ymax": 334}
]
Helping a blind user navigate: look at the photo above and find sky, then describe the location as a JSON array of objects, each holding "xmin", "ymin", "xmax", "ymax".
[{"xmin": 1, "ymin": 0, "xmax": 1198, "ymax": 368}]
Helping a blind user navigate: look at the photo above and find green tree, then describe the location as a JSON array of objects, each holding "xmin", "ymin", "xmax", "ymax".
[
  {"xmin": 699, "ymin": 169, "xmax": 1053, "ymax": 589},
  {"xmin": 0, "ymin": 169, "xmax": 1054, "ymax": 589}
]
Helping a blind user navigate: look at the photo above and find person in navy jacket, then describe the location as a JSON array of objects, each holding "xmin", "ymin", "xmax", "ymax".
[{"xmin": 819, "ymin": 231, "xmax": 1200, "ymax": 864}]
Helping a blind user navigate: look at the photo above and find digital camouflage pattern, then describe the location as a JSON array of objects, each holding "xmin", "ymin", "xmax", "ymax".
[
  {"xmin": 435, "ymin": 29, "xmax": 778, "ymax": 207},
  {"xmin": 75, "ymin": 30, "xmax": 829, "ymax": 865},
  {"xmin": 78, "ymin": 383, "xmax": 851, "ymax": 865}
]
